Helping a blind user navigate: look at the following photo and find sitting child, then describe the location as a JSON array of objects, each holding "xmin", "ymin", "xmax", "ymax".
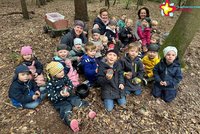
[
  {"xmin": 150, "ymin": 34, "xmax": 160, "ymax": 47},
  {"xmin": 105, "ymin": 19, "xmax": 118, "ymax": 44},
  {"xmin": 152, "ymin": 46, "xmax": 182, "ymax": 102},
  {"xmin": 90, "ymin": 29, "xmax": 104, "ymax": 59},
  {"xmin": 9, "ymin": 64, "xmax": 46, "ymax": 109},
  {"xmin": 120, "ymin": 42, "xmax": 144, "ymax": 95},
  {"xmin": 80, "ymin": 43, "xmax": 98, "ymax": 87},
  {"xmin": 53, "ymin": 44, "xmax": 79, "ymax": 88},
  {"xmin": 46, "ymin": 61, "xmax": 88, "ymax": 132},
  {"xmin": 69, "ymin": 38, "xmax": 85, "ymax": 70},
  {"xmin": 151, "ymin": 20, "xmax": 160, "ymax": 34},
  {"xmin": 142, "ymin": 44, "xmax": 160, "ymax": 82},
  {"xmin": 19, "ymin": 46, "xmax": 45, "ymax": 87},
  {"xmin": 97, "ymin": 48, "xmax": 126, "ymax": 112},
  {"xmin": 137, "ymin": 17, "xmax": 151, "ymax": 53},
  {"xmin": 119, "ymin": 18, "xmax": 135, "ymax": 47},
  {"xmin": 100, "ymin": 35, "xmax": 108, "ymax": 57},
  {"xmin": 117, "ymin": 14, "xmax": 127, "ymax": 30}
]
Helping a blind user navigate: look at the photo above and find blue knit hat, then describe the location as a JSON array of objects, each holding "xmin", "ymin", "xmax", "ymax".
[{"xmin": 15, "ymin": 64, "xmax": 31, "ymax": 75}]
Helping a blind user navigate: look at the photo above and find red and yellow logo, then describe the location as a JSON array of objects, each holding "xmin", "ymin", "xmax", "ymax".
[{"xmin": 160, "ymin": 0, "xmax": 176, "ymax": 16}]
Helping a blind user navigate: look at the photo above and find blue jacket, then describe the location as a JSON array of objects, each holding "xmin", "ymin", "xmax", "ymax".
[
  {"xmin": 153, "ymin": 57, "xmax": 182, "ymax": 90},
  {"xmin": 97, "ymin": 59, "xmax": 125, "ymax": 99},
  {"xmin": 60, "ymin": 29, "xmax": 87, "ymax": 50},
  {"xmin": 46, "ymin": 75, "xmax": 74, "ymax": 104},
  {"xmin": 93, "ymin": 17, "xmax": 108, "ymax": 35},
  {"xmin": 80, "ymin": 54, "xmax": 97, "ymax": 84},
  {"xmin": 9, "ymin": 79, "xmax": 39, "ymax": 107},
  {"xmin": 120, "ymin": 54, "xmax": 144, "ymax": 91}
]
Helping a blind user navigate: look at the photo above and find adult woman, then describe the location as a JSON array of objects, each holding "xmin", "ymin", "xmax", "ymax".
[
  {"xmin": 60, "ymin": 20, "xmax": 87, "ymax": 50},
  {"xmin": 93, "ymin": 8, "xmax": 110, "ymax": 35},
  {"xmin": 134, "ymin": 7, "xmax": 150, "ymax": 41}
]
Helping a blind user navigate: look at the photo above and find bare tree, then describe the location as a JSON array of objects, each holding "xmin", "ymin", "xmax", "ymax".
[
  {"xmin": 74, "ymin": 0, "xmax": 89, "ymax": 21},
  {"xmin": 20, "ymin": 0, "xmax": 29, "ymax": 19},
  {"xmin": 160, "ymin": 0, "xmax": 200, "ymax": 66}
]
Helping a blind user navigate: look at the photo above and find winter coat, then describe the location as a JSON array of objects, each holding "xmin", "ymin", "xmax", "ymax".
[
  {"xmin": 120, "ymin": 54, "xmax": 144, "ymax": 91},
  {"xmin": 117, "ymin": 19, "xmax": 126, "ymax": 29},
  {"xmin": 53, "ymin": 56, "xmax": 70, "ymax": 74},
  {"xmin": 105, "ymin": 26, "xmax": 117, "ymax": 42},
  {"xmin": 153, "ymin": 57, "xmax": 182, "ymax": 90},
  {"xmin": 9, "ymin": 79, "xmax": 39, "ymax": 107},
  {"xmin": 137, "ymin": 26, "xmax": 151, "ymax": 46},
  {"xmin": 119, "ymin": 27, "xmax": 135, "ymax": 46},
  {"xmin": 60, "ymin": 29, "xmax": 87, "ymax": 50},
  {"xmin": 142, "ymin": 55, "xmax": 160, "ymax": 78},
  {"xmin": 97, "ymin": 59, "xmax": 125, "ymax": 99},
  {"xmin": 22, "ymin": 57, "xmax": 43, "ymax": 75},
  {"xmin": 93, "ymin": 16, "xmax": 109, "ymax": 35},
  {"xmin": 80, "ymin": 54, "xmax": 98, "ymax": 84},
  {"xmin": 46, "ymin": 75, "xmax": 74, "ymax": 104}
]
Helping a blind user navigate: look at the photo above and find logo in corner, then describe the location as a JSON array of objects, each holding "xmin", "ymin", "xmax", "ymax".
[{"xmin": 160, "ymin": 0, "xmax": 176, "ymax": 17}]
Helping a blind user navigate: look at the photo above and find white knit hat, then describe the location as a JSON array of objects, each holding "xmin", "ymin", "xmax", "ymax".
[{"xmin": 163, "ymin": 46, "xmax": 178, "ymax": 57}]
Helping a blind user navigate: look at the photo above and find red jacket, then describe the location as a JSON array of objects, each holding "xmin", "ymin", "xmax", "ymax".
[{"xmin": 137, "ymin": 26, "xmax": 151, "ymax": 46}]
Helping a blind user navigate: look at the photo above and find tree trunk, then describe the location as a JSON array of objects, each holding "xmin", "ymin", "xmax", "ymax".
[
  {"xmin": 20, "ymin": 0, "xmax": 29, "ymax": 19},
  {"xmin": 74, "ymin": 0, "xmax": 89, "ymax": 21},
  {"xmin": 160, "ymin": 0, "xmax": 200, "ymax": 66}
]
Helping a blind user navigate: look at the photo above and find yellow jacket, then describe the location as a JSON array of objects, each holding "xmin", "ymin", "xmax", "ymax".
[{"xmin": 142, "ymin": 55, "xmax": 160, "ymax": 78}]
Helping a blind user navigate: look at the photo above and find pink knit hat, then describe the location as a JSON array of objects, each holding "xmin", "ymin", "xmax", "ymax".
[{"xmin": 20, "ymin": 46, "xmax": 33, "ymax": 55}]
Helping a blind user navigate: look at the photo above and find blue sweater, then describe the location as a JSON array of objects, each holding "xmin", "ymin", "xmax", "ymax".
[{"xmin": 81, "ymin": 54, "xmax": 97, "ymax": 84}]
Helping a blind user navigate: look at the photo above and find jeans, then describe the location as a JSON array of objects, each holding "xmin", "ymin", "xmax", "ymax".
[
  {"xmin": 104, "ymin": 96, "xmax": 126, "ymax": 112},
  {"xmin": 126, "ymin": 89, "xmax": 142, "ymax": 96}
]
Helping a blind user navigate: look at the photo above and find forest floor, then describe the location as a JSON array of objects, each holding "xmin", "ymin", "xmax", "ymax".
[{"xmin": 0, "ymin": 0, "xmax": 200, "ymax": 133}]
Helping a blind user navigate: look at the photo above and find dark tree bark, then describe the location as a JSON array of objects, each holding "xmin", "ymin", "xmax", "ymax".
[
  {"xmin": 160, "ymin": 0, "xmax": 200, "ymax": 66},
  {"xmin": 20, "ymin": 0, "xmax": 29, "ymax": 19},
  {"xmin": 105, "ymin": 0, "xmax": 110, "ymax": 9},
  {"xmin": 74, "ymin": 0, "xmax": 89, "ymax": 21}
]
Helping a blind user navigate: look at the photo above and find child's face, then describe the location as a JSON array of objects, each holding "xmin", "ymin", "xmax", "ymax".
[
  {"xmin": 57, "ymin": 50, "xmax": 69, "ymax": 59},
  {"xmin": 55, "ymin": 70, "xmax": 65, "ymax": 79},
  {"xmin": 141, "ymin": 20, "xmax": 148, "ymax": 27},
  {"xmin": 22, "ymin": 54, "xmax": 32, "ymax": 61},
  {"xmin": 121, "ymin": 15, "xmax": 126, "ymax": 21},
  {"xmin": 18, "ymin": 72, "xmax": 30, "ymax": 82},
  {"xmin": 110, "ymin": 25, "xmax": 116, "ymax": 30},
  {"xmin": 106, "ymin": 52, "xmax": 118, "ymax": 65},
  {"xmin": 128, "ymin": 48, "xmax": 139, "ymax": 59},
  {"xmin": 165, "ymin": 51, "xmax": 176, "ymax": 64},
  {"xmin": 148, "ymin": 51, "xmax": 157, "ymax": 59},
  {"xmin": 86, "ymin": 49, "xmax": 97, "ymax": 58},
  {"xmin": 92, "ymin": 33, "xmax": 100, "ymax": 41},
  {"xmin": 74, "ymin": 44, "xmax": 82, "ymax": 51},
  {"xmin": 126, "ymin": 21, "xmax": 132, "ymax": 27},
  {"xmin": 150, "ymin": 38, "xmax": 157, "ymax": 44}
]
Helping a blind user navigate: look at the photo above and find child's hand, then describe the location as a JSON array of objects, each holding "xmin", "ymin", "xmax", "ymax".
[
  {"xmin": 119, "ymin": 84, "xmax": 124, "ymax": 90},
  {"xmin": 35, "ymin": 91, "xmax": 41, "ymax": 96},
  {"xmin": 32, "ymin": 94, "xmax": 39, "ymax": 100},
  {"xmin": 106, "ymin": 73, "xmax": 113, "ymax": 80},
  {"xmin": 124, "ymin": 72, "xmax": 132, "ymax": 79},
  {"xmin": 34, "ymin": 73, "xmax": 38, "ymax": 77},
  {"xmin": 160, "ymin": 81, "xmax": 167, "ymax": 86},
  {"xmin": 60, "ymin": 90, "xmax": 70, "ymax": 97}
]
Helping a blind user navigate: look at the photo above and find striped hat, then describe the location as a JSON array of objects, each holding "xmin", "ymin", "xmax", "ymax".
[{"xmin": 46, "ymin": 61, "xmax": 64, "ymax": 77}]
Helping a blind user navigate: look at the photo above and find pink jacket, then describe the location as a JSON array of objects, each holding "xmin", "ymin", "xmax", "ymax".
[
  {"xmin": 65, "ymin": 59, "xmax": 80, "ymax": 87},
  {"xmin": 137, "ymin": 26, "xmax": 151, "ymax": 46}
]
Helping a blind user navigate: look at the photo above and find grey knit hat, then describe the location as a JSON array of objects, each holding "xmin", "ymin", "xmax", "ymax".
[{"xmin": 163, "ymin": 46, "xmax": 178, "ymax": 57}]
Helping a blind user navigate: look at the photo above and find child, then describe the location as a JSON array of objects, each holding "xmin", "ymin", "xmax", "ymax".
[
  {"xmin": 150, "ymin": 34, "xmax": 160, "ymax": 45},
  {"xmin": 152, "ymin": 46, "xmax": 182, "ymax": 102},
  {"xmin": 69, "ymin": 38, "xmax": 85, "ymax": 70},
  {"xmin": 120, "ymin": 43, "xmax": 144, "ymax": 95},
  {"xmin": 53, "ymin": 44, "xmax": 79, "ymax": 88},
  {"xmin": 100, "ymin": 35, "xmax": 108, "ymax": 56},
  {"xmin": 46, "ymin": 61, "xmax": 88, "ymax": 132},
  {"xmin": 117, "ymin": 14, "xmax": 127, "ymax": 29},
  {"xmin": 137, "ymin": 17, "xmax": 151, "ymax": 53},
  {"xmin": 97, "ymin": 48, "xmax": 126, "ymax": 112},
  {"xmin": 19, "ymin": 46, "xmax": 45, "ymax": 87},
  {"xmin": 105, "ymin": 19, "xmax": 118, "ymax": 44},
  {"xmin": 151, "ymin": 20, "xmax": 160, "ymax": 34},
  {"xmin": 119, "ymin": 18, "xmax": 135, "ymax": 47},
  {"xmin": 90, "ymin": 29, "xmax": 104, "ymax": 59},
  {"xmin": 9, "ymin": 64, "xmax": 45, "ymax": 109},
  {"xmin": 80, "ymin": 43, "xmax": 98, "ymax": 86},
  {"xmin": 142, "ymin": 44, "xmax": 160, "ymax": 81}
]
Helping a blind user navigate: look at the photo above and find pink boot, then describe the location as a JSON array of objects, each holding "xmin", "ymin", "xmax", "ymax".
[{"xmin": 70, "ymin": 119, "xmax": 79, "ymax": 132}]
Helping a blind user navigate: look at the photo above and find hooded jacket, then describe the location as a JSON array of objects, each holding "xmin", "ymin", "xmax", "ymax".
[
  {"xmin": 97, "ymin": 59, "xmax": 125, "ymax": 99},
  {"xmin": 60, "ymin": 29, "xmax": 87, "ymax": 50},
  {"xmin": 153, "ymin": 57, "xmax": 182, "ymax": 90},
  {"xmin": 120, "ymin": 54, "xmax": 144, "ymax": 91},
  {"xmin": 137, "ymin": 26, "xmax": 151, "ymax": 46},
  {"xmin": 105, "ymin": 26, "xmax": 117, "ymax": 42},
  {"xmin": 9, "ymin": 77, "xmax": 39, "ymax": 107}
]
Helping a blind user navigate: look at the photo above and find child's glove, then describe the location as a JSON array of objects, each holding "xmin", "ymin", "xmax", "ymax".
[{"xmin": 132, "ymin": 77, "xmax": 141, "ymax": 85}]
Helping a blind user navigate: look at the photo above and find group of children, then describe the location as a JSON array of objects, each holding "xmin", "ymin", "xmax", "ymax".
[{"xmin": 8, "ymin": 7, "xmax": 183, "ymax": 132}]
